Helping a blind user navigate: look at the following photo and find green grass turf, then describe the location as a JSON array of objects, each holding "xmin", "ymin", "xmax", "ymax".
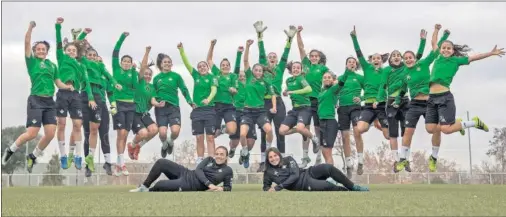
[{"xmin": 2, "ymin": 184, "xmax": 506, "ymax": 216}]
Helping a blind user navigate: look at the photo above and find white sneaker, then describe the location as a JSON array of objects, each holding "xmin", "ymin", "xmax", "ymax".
[{"xmin": 129, "ymin": 185, "xmax": 149, "ymax": 192}]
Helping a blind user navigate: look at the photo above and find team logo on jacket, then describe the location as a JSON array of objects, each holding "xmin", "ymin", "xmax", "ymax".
[
  {"xmin": 416, "ymin": 67, "xmax": 421, "ymax": 71},
  {"xmin": 207, "ymin": 162, "xmax": 213, "ymax": 167},
  {"xmin": 407, "ymin": 75, "xmax": 411, "ymax": 80},
  {"xmin": 205, "ymin": 79, "xmax": 209, "ymax": 83},
  {"xmin": 274, "ymin": 170, "xmax": 279, "ymax": 176},
  {"xmin": 39, "ymin": 62, "xmax": 46, "ymax": 68},
  {"xmin": 32, "ymin": 119, "xmax": 37, "ymax": 124},
  {"xmin": 218, "ymin": 169, "xmax": 222, "ymax": 173}
]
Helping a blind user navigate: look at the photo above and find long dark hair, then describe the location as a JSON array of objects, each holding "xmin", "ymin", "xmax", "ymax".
[
  {"xmin": 309, "ymin": 49, "xmax": 327, "ymax": 65},
  {"xmin": 368, "ymin": 53, "xmax": 389, "ymax": 64},
  {"xmin": 285, "ymin": 61, "xmax": 303, "ymax": 75},
  {"xmin": 345, "ymin": 56, "xmax": 361, "ymax": 70},
  {"xmin": 265, "ymin": 147, "xmax": 283, "ymax": 169},
  {"xmin": 442, "ymin": 40, "xmax": 471, "ymax": 57},
  {"xmin": 156, "ymin": 53, "xmax": 172, "ymax": 71}
]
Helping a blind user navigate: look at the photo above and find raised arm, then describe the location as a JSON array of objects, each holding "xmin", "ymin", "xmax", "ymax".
[
  {"xmin": 177, "ymin": 42, "xmax": 194, "ymax": 74},
  {"xmin": 277, "ymin": 25, "xmax": 297, "ymax": 73},
  {"xmin": 438, "ymin": 29, "xmax": 450, "ymax": 48},
  {"xmin": 468, "ymin": 45, "xmax": 505, "ymax": 63},
  {"xmin": 234, "ymin": 46, "xmax": 243, "ymax": 74},
  {"xmin": 415, "ymin": 29, "xmax": 427, "ymax": 60},
  {"xmin": 112, "ymin": 32, "xmax": 129, "ymax": 77},
  {"xmin": 330, "ymin": 70, "xmax": 353, "ymax": 94},
  {"xmin": 55, "ymin": 17, "xmax": 65, "ymax": 63},
  {"xmin": 207, "ymin": 39, "xmax": 217, "ymax": 68},
  {"xmin": 253, "ymin": 21, "xmax": 268, "ymax": 66},
  {"xmin": 139, "ymin": 46, "xmax": 151, "ymax": 80},
  {"xmin": 25, "ymin": 21, "xmax": 36, "ymax": 58},
  {"xmin": 243, "ymin": 39, "xmax": 254, "ymax": 71},
  {"xmin": 432, "ymin": 24, "xmax": 442, "ymax": 51},
  {"xmin": 350, "ymin": 26, "xmax": 371, "ymax": 70},
  {"xmin": 296, "ymin": 26, "xmax": 307, "ymax": 61},
  {"xmin": 274, "ymin": 156, "xmax": 300, "ymax": 191}
]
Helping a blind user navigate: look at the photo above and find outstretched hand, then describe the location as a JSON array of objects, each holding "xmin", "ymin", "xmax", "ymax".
[
  {"xmin": 29, "ymin": 21, "xmax": 36, "ymax": 28},
  {"xmin": 491, "ymin": 45, "xmax": 505, "ymax": 57},
  {"xmin": 177, "ymin": 42, "xmax": 183, "ymax": 49},
  {"xmin": 246, "ymin": 39, "xmax": 254, "ymax": 46},
  {"xmin": 297, "ymin": 25, "xmax": 303, "ymax": 33},
  {"xmin": 123, "ymin": 32, "xmax": 130, "ymax": 37},
  {"xmin": 284, "ymin": 25, "xmax": 297, "ymax": 38},
  {"xmin": 84, "ymin": 28, "xmax": 92, "ymax": 34},
  {"xmin": 56, "ymin": 17, "xmax": 64, "ymax": 24},
  {"xmin": 238, "ymin": 46, "xmax": 244, "ymax": 52},
  {"xmin": 435, "ymin": 24, "xmax": 442, "ymax": 30},
  {"xmin": 253, "ymin": 21, "xmax": 268, "ymax": 33},
  {"xmin": 211, "ymin": 39, "xmax": 217, "ymax": 46}
]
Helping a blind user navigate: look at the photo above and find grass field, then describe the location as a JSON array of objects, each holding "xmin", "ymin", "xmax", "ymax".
[{"xmin": 2, "ymin": 184, "xmax": 506, "ymax": 216}]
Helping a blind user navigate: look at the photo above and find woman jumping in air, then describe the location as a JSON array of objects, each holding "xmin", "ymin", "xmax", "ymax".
[
  {"xmin": 240, "ymin": 39, "xmax": 277, "ymax": 169},
  {"xmin": 207, "ymin": 39, "xmax": 238, "ymax": 139},
  {"xmin": 395, "ymin": 25, "xmax": 449, "ymax": 173},
  {"xmin": 424, "ymin": 24, "xmax": 504, "ymax": 170},
  {"xmin": 178, "ymin": 42, "xmax": 218, "ymax": 165},
  {"xmin": 76, "ymin": 31, "xmax": 120, "ymax": 176},
  {"xmin": 253, "ymin": 21, "xmax": 297, "ymax": 172},
  {"xmin": 54, "ymin": 17, "xmax": 95, "ymax": 171},
  {"xmin": 318, "ymin": 71, "xmax": 352, "ymax": 166},
  {"xmin": 262, "ymin": 147, "xmax": 368, "ymax": 192},
  {"xmin": 2, "ymin": 21, "xmax": 71, "ymax": 172},
  {"xmin": 278, "ymin": 61, "xmax": 319, "ymax": 168},
  {"xmin": 111, "ymin": 32, "xmax": 140, "ymax": 176},
  {"xmin": 152, "ymin": 49, "xmax": 193, "ymax": 160},
  {"xmin": 296, "ymin": 25, "xmax": 328, "ymax": 167},
  {"xmin": 129, "ymin": 146, "xmax": 233, "ymax": 192},
  {"xmin": 376, "ymin": 29, "xmax": 427, "ymax": 171},
  {"xmin": 337, "ymin": 57, "xmax": 365, "ymax": 178},
  {"xmin": 127, "ymin": 46, "xmax": 161, "ymax": 161},
  {"xmin": 229, "ymin": 46, "xmax": 258, "ymax": 159}
]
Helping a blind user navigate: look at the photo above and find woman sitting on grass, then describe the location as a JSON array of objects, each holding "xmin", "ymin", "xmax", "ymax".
[
  {"xmin": 130, "ymin": 146, "xmax": 233, "ymax": 192},
  {"xmin": 262, "ymin": 147, "xmax": 369, "ymax": 192}
]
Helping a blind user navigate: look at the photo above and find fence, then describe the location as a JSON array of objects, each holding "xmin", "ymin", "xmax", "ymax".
[{"xmin": 2, "ymin": 172, "xmax": 506, "ymax": 187}]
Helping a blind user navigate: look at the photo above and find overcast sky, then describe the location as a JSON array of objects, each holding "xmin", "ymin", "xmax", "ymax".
[{"xmin": 1, "ymin": 2, "xmax": 506, "ymax": 170}]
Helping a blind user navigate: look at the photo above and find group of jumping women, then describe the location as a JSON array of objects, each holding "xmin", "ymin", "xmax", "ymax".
[{"xmin": 1, "ymin": 17, "xmax": 504, "ymax": 192}]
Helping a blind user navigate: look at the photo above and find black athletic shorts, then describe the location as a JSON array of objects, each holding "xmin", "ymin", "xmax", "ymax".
[
  {"xmin": 337, "ymin": 105, "xmax": 362, "ymax": 131},
  {"xmin": 319, "ymin": 119, "xmax": 338, "ymax": 148},
  {"xmin": 358, "ymin": 102, "xmax": 388, "ymax": 128},
  {"xmin": 155, "ymin": 103, "xmax": 181, "ymax": 127},
  {"xmin": 214, "ymin": 102, "xmax": 236, "ymax": 130},
  {"xmin": 230, "ymin": 110, "xmax": 257, "ymax": 140},
  {"xmin": 56, "ymin": 89, "xmax": 82, "ymax": 119},
  {"xmin": 426, "ymin": 91, "xmax": 456, "ymax": 125},
  {"xmin": 113, "ymin": 101, "xmax": 135, "ymax": 131},
  {"xmin": 190, "ymin": 106, "xmax": 216, "ymax": 135},
  {"xmin": 80, "ymin": 92, "xmax": 103, "ymax": 124},
  {"xmin": 309, "ymin": 97, "xmax": 320, "ymax": 127},
  {"xmin": 282, "ymin": 106, "xmax": 312, "ymax": 128},
  {"xmin": 132, "ymin": 112, "xmax": 156, "ymax": 134},
  {"xmin": 405, "ymin": 99, "xmax": 427, "ymax": 128},
  {"xmin": 241, "ymin": 108, "xmax": 270, "ymax": 129},
  {"xmin": 26, "ymin": 95, "xmax": 57, "ymax": 128}
]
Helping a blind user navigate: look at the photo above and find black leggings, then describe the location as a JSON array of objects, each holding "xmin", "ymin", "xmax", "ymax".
[
  {"xmin": 386, "ymin": 97, "xmax": 409, "ymax": 138},
  {"xmin": 261, "ymin": 98, "xmax": 286, "ymax": 153},
  {"xmin": 304, "ymin": 164, "xmax": 355, "ymax": 191},
  {"xmin": 143, "ymin": 159, "xmax": 193, "ymax": 192},
  {"xmin": 84, "ymin": 101, "xmax": 111, "ymax": 157}
]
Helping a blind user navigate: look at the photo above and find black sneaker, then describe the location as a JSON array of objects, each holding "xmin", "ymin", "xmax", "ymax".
[
  {"xmin": 167, "ymin": 140, "xmax": 174, "ymax": 155},
  {"xmin": 26, "ymin": 153, "xmax": 37, "ymax": 173},
  {"xmin": 85, "ymin": 166, "xmax": 92, "ymax": 177},
  {"xmin": 257, "ymin": 162, "xmax": 265, "ymax": 172},
  {"xmin": 404, "ymin": 161, "xmax": 412, "ymax": 172},
  {"xmin": 228, "ymin": 149, "xmax": 236, "ymax": 159},
  {"xmin": 2, "ymin": 148, "xmax": 14, "ymax": 165},
  {"xmin": 161, "ymin": 143, "xmax": 168, "ymax": 158},
  {"xmin": 243, "ymin": 153, "xmax": 250, "ymax": 169},
  {"xmin": 103, "ymin": 162, "xmax": 113, "ymax": 176},
  {"xmin": 357, "ymin": 163, "xmax": 364, "ymax": 175}
]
